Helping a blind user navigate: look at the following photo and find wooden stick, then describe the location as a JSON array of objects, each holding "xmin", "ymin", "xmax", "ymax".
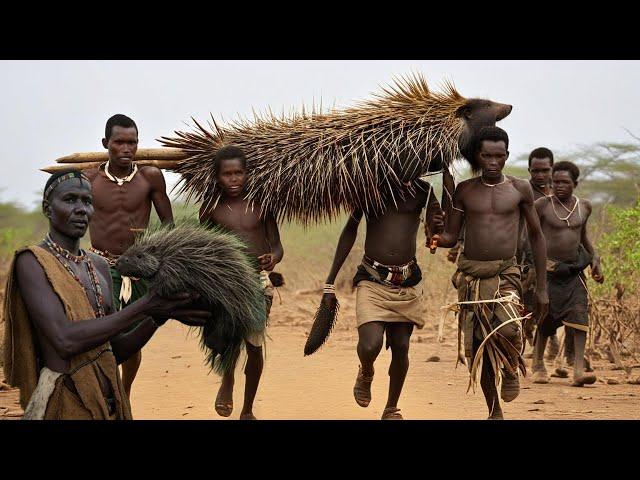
[
  {"xmin": 55, "ymin": 148, "xmax": 187, "ymax": 164},
  {"xmin": 41, "ymin": 159, "xmax": 180, "ymax": 173}
]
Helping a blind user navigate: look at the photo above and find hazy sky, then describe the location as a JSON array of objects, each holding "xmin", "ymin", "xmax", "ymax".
[{"xmin": 1, "ymin": 60, "xmax": 638, "ymax": 208}]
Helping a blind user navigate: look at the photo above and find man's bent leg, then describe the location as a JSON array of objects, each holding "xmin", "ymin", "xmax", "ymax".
[
  {"xmin": 354, "ymin": 322, "xmax": 385, "ymax": 407},
  {"xmin": 383, "ymin": 323, "xmax": 413, "ymax": 418},
  {"xmin": 240, "ymin": 343, "xmax": 263, "ymax": 420}
]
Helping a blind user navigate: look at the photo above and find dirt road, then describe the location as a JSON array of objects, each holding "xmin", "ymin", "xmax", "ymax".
[{"xmin": 2, "ymin": 290, "xmax": 638, "ymax": 420}]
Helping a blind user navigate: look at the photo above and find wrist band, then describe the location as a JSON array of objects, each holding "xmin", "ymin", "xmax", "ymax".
[{"xmin": 323, "ymin": 283, "xmax": 336, "ymax": 294}]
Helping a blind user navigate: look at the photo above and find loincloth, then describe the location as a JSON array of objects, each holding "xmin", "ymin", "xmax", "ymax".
[
  {"xmin": 452, "ymin": 253, "xmax": 525, "ymax": 378},
  {"xmin": 540, "ymin": 246, "xmax": 592, "ymax": 336},
  {"xmin": 355, "ymin": 281, "xmax": 424, "ymax": 329}
]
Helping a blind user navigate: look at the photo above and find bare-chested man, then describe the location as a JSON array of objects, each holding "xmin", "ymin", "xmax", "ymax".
[
  {"xmin": 519, "ymin": 148, "xmax": 562, "ymax": 359},
  {"xmin": 434, "ymin": 126, "xmax": 549, "ymax": 419},
  {"xmin": 531, "ymin": 161, "xmax": 603, "ymax": 386},
  {"xmin": 84, "ymin": 114, "xmax": 174, "ymax": 398},
  {"xmin": 322, "ymin": 177, "xmax": 443, "ymax": 420},
  {"xmin": 199, "ymin": 145, "xmax": 284, "ymax": 420},
  {"xmin": 2, "ymin": 170, "xmax": 207, "ymax": 419}
]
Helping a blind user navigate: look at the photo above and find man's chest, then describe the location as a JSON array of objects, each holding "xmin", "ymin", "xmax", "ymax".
[
  {"xmin": 464, "ymin": 185, "xmax": 521, "ymax": 216},
  {"xmin": 212, "ymin": 205, "xmax": 263, "ymax": 233},
  {"xmin": 92, "ymin": 176, "xmax": 151, "ymax": 213}
]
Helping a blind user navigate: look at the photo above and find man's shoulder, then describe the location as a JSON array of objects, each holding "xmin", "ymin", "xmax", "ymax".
[
  {"xmin": 87, "ymin": 251, "xmax": 110, "ymax": 272},
  {"xmin": 534, "ymin": 195, "xmax": 551, "ymax": 206},
  {"xmin": 579, "ymin": 197, "xmax": 593, "ymax": 213},
  {"xmin": 509, "ymin": 176, "xmax": 534, "ymax": 196},
  {"xmin": 83, "ymin": 167, "xmax": 100, "ymax": 181},
  {"xmin": 508, "ymin": 175, "xmax": 529, "ymax": 188},
  {"xmin": 456, "ymin": 177, "xmax": 477, "ymax": 192},
  {"xmin": 139, "ymin": 165, "xmax": 164, "ymax": 179}
]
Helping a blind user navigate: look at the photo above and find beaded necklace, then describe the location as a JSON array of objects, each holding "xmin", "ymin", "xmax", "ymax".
[
  {"xmin": 44, "ymin": 234, "xmax": 106, "ymax": 317},
  {"xmin": 480, "ymin": 175, "xmax": 507, "ymax": 187},
  {"xmin": 550, "ymin": 195, "xmax": 581, "ymax": 227}
]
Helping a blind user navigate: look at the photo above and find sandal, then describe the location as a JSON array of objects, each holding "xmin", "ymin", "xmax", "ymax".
[
  {"xmin": 215, "ymin": 388, "xmax": 233, "ymax": 417},
  {"xmin": 353, "ymin": 366, "xmax": 374, "ymax": 408},
  {"xmin": 381, "ymin": 407, "xmax": 403, "ymax": 420}
]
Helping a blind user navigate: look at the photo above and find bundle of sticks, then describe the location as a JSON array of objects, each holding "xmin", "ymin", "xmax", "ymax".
[{"xmin": 40, "ymin": 148, "xmax": 187, "ymax": 173}]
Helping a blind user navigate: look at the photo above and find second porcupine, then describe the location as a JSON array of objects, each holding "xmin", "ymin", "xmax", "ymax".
[{"xmin": 115, "ymin": 223, "xmax": 267, "ymax": 375}]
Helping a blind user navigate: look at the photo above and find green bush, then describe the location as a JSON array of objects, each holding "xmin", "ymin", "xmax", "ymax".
[{"xmin": 595, "ymin": 199, "xmax": 640, "ymax": 294}]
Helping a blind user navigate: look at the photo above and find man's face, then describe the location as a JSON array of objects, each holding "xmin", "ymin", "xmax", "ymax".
[
  {"xmin": 552, "ymin": 170, "xmax": 575, "ymax": 200},
  {"xmin": 477, "ymin": 140, "xmax": 508, "ymax": 180},
  {"xmin": 44, "ymin": 179, "xmax": 94, "ymax": 238},
  {"xmin": 216, "ymin": 158, "xmax": 246, "ymax": 197},
  {"xmin": 529, "ymin": 157, "xmax": 552, "ymax": 189},
  {"xmin": 102, "ymin": 126, "xmax": 138, "ymax": 170}
]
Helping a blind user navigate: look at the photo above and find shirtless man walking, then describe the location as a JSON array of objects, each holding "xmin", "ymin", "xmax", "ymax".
[
  {"xmin": 199, "ymin": 145, "xmax": 284, "ymax": 420},
  {"xmin": 434, "ymin": 126, "xmax": 549, "ymax": 419},
  {"xmin": 322, "ymin": 176, "xmax": 443, "ymax": 420},
  {"xmin": 532, "ymin": 161, "xmax": 603, "ymax": 386},
  {"xmin": 84, "ymin": 114, "xmax": 174, "ymax": 398}
]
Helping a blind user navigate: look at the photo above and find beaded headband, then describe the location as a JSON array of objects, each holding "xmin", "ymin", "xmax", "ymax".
[{"xmin": 44, "ymin": 172, "xmax": 90, "ymax": 201}]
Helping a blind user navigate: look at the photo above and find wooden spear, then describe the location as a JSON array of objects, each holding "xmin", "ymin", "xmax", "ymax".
[
  {"xmin": 55, "ymin": 148, "xmax": 187, "ymax": 164},
  {"xmin": 41, "ymin": 159, "xmax": 181, "ymax": 174}
]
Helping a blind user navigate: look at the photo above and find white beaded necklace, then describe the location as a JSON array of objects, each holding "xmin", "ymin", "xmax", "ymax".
[
  {"xmin": 480, "ymin": 175, "xmax": 507, "ymax": 187},
  {"xmin": 550, "ymin": 195, "xmax": 581, "ymax": 227}
]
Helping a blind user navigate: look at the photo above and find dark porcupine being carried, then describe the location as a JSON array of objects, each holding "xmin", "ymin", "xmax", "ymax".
[
  {"xmin": 159, "ymin": 73, "xmax": 512, "ymax": 354},
  {"xmin": 115, "ymin": 223, "xmax": 267, "ymax": 375}
]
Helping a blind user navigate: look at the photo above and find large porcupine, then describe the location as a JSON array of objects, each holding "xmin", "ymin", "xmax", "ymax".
[
  {"xmin": 115, "ymin": 223, "xmax": 267, "ymax": 375},
  {"xmin": 160, "ymin": 73, "xmax": 512, "ymax": 224}
]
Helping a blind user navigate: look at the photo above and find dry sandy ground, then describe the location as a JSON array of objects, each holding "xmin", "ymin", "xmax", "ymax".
[{"xmin": 2, "ymin": 289, "xmax": 639, "ymax": 420}]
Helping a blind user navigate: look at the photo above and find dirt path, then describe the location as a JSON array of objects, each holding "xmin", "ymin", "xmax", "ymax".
[{"xmin": 2, "ymin": 290, "xmax": 639, "ymax": 420}]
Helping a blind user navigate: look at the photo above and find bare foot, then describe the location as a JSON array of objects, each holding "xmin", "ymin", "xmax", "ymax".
[
  {"xmin": 239, "ymin": 412, "xmax": 257, "ymax": 420},
  {"xmin": 571, "ymin": 374, "xmax": 597, "ymax": 387},
  {"xmin": 551, "ymin": 367, "xmax": 569, "ymax": 378},
  {"xmin": 215, "ymin": 382, "xmax": 233, "ymax": 417},
  {"xmin": 353, "ymin": 366, "xmax": 374, "ymax": 408},
  {"xmin": 532, "ymin": 370, "xmax": 550, "ymax": 384},
  {"xmin": 381, "ymin": 407, "xmax": 403, "ymax": 420}
]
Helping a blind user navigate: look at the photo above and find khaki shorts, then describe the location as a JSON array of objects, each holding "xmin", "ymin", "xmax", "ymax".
[{"xmin": 355, "ymin": 279, "xmax": 425, "ymax": 328}]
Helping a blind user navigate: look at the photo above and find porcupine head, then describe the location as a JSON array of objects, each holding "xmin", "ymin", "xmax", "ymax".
[
  {"xmin": 394, "ymin": 97, "xmax": 513, "ymax": 182},
  {"xmin": 115, "ymin": 244, "xmax": 160, "ymax": 282}
]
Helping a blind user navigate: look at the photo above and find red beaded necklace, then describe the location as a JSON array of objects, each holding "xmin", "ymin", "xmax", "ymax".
[{"xmin": 44, "ymin": 234, "xmax": 107, "ymax": 318}]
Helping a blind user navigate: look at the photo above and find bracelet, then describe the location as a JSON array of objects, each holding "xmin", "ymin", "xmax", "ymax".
[{"xmin": 323, "ymin": 283, "xmax": 336, "ymax": 294}]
